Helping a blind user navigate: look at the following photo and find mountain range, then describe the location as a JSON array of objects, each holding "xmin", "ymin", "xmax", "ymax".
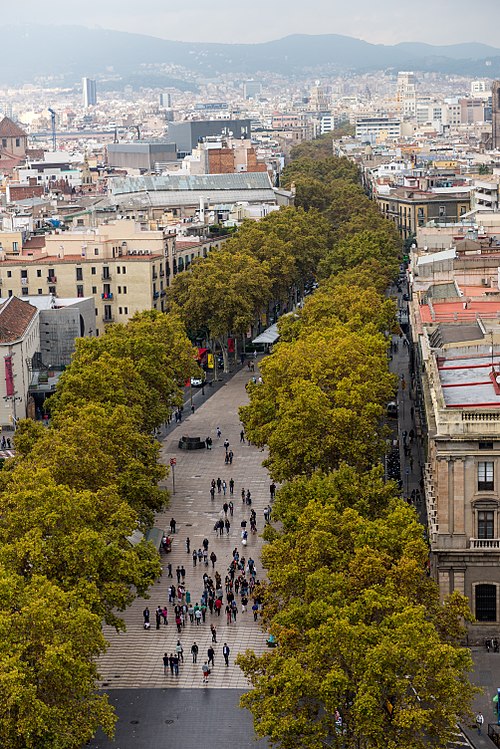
[{"xmin": 3, "ymin": 26, "xmax": 500, "ymax": 87}]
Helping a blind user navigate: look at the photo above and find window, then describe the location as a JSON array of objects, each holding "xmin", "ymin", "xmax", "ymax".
[
  {"xmin": 122, "ymin": 266, "xmax": 126, "ymax": 274},
  {"xmin": 117, "ymin": 267, "xmax": 121, "ymax": 274},
  {"xmin": 20, "ymin": 269, "xmax": 27, "ymax": 279},
  {"xmin": 12, "ymin": 242, "xmax": 18, "ymax": 252},
  {"xmin": 478, "ymin": 461, "xmax": 494, "ymax": 491},
  {"xmin": 38, "ymin": 289, "xmax": 42, "ymax": 295},
  {"xmin": 439, "ymin": 205, "xmax": 446, "ymax": 218},
  {"xmin": 21, "ymin": 288, "xmax": 29, "ymax": 296},
  {"xmin": 476, "ymin": 584, "xmax": 497, "ymax": 622},
  {"xmin": 117, "ymin": 286, "xmax": 121, "ymax": 294},
  {"xmin": 15, "ymin": 138, "xmax": 20, "ymax": 147},
  {"xmin": 7, "ymin": 290, "xmax": 12, "ymax": 297},
  {"xmin": 1, "ymin": 139, "xmax": 6, "ymax": 148},
  {"xmin": 479, "ymin": 442, "xmax": 494, "ymax": 450},
  {"xmin": 124, "ymin": 307, "xmax": 128, "ymax": 315},
  {"xmin": 48, "ymin": 286, "xmax": 56, "ymax": 294},
  {"xmin": 91, "ymin": 267, "xmax": 96, "ymax": 275},
  {"xmin": 6, "ymin": 271, "xmax": 11, "ymax": 278},
  {"xmin": 36, "ymin": 269, "xmax": 42, "ymax": 277},
  {"xmin": 77, "ymin": 285, "xmax": 84, "ymax": 298},
  {"xmin": 92, "ymin": 286, "xmax": 97, "ymax": 294},
  {"xmin": 123, "ymin": 286, "xmax": 127, "ymax": 294},
  {"xmin": 94, "ymin": 248, "xmax": 99, "ymax": 256},
  {"xmin": 478, "ymin": 511, "xmax": 495, "ymax": 539},
  {"xmin": 119, "ymin": 307, "xmax": 123, "ymax": 314}
]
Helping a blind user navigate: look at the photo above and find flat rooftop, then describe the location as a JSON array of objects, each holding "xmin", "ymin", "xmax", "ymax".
[{"xmin": 438, "ymin": 352, "xmax": 500, "ymax": 407}]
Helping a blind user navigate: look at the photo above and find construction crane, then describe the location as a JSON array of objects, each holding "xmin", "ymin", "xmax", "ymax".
[{"xmin": 47, "ymin": 108, "xmax": 56, "ymax": 151}]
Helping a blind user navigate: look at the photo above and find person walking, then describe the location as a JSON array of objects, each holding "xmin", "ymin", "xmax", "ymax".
[
  {"xmin": 240, "ymin": 429, "xmax": 245, "ymax": 443},
  {"xmin": 228, "ymin": 450, "xmax": 233, "ymax": 465},
  {"xmin": 176, "ymin": 640, "xmax": 184, "ymax": 663},
  {"xmin": 210, "ymin": 551, "xmax": 217, "ymax": 568},
  {"xmin": 143, "ymin": 607, "xmax": 150, "ymax": 626},
  {"xmin": 228, "ymin": 500, "xmax": 234, "ymax": 516},
  {"xmin": 185, "ymin": 537, "xmax": 190, "ymax": 553},
  {"xmin": 476, "ymin": 712, "xmax": 484, "ymax": 735},
  {"xmin": 155, "ymin": 606, "xmax": 162, "ymax": 630},
  {"xmin": 216, "ymin": 426, "xmax": 221, "ymax": 439},
  {"xmin": 223, "ymin": 643, "xmax": 230, "ymax": 667},
  {"xmin": 191, "ymin": 641, "xmax": 199, "ymax": 663},
  {"xmin": 217, "ymin": 477, "xmax": 222, "ymax": 494},
  {"xmin": 170, "ymin": 518, "xmax": 176, "ymax": 534},
  {"xmin": 211, "ymin": 624, "xmax": 217, "ymax": 643},
  {"xmin": 192, "ymin": 550, "xmax": 197, "ymax": 567},
  {"xmin": 169, "ymin": 653, "xmax": 175, "ymax": 676},
  {"xmin": 222, "ymin": 480, "xmax": 227, "ymax": 496},
  {"xmin": 163, "ymin": 652, "xmax": 169, "ymax": 675},
  {"xmin": 207, "ymin": 646, "xmax": 215, "ymax": 667},
  {"xmin": 229, "ymin": 478, "xmax": 234, "ymax": 495},
  {"xmin": 270, "ymin": 482, "xmax": 276, "ymax": 500},
  {"xmin": 202, "ymin": 661, "xmax": 210, "ymax": 684},
  {"xmin": 225, "ymin": 518, "xmax": 230, "ymax": 535}
]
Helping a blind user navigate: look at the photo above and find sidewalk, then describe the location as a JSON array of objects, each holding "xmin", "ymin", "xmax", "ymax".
[{"xmin": 97, "ymin": 360, "xmax": 270, "ymax": 690}]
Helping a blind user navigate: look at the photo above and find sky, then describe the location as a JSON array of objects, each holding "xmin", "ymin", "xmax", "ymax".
[{"xmin": 6, "ymin": 0, "xmax": 500, "ymax": 47}]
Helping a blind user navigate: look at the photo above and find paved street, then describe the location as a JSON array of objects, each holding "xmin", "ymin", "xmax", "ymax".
[{"xmin": 97, "ymin": 360, "xmax": 270, "ymax": 691}]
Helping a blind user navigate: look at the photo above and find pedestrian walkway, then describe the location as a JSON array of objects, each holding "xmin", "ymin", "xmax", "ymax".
[{"xmin": 97, "ymin": 361, "xmax": 270, "ymax": 690}]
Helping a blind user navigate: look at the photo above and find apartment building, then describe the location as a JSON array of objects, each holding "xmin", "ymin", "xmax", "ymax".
[
  {"xmin": 0, "ymin": 221, "xmax": 177, "ymax": 335},
  {"xmin": 376, "ymin": 186, "xmax": 471, "ymax": 239},
  {"xmin": 409, "ymin": 240, "xmax": 500, "ymax": 638}
]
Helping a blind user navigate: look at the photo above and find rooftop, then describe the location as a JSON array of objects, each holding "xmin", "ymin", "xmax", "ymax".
[
  {"xmin": 438, "ymin": 351, "xmax": 500, "ymax": 408},
  {"xmin": 0, "ymin": 117, "xmax": 26, "ymax": 139},
  {"xmin": 0, "ymin": 296, "xmax": 37, "ymax": 343}
]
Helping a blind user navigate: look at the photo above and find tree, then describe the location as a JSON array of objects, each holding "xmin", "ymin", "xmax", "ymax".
[
  {"xmin": 240, "ymin": 326, "xmax": 396, "ymax": 481},
  {"xmin": 319, "ymin": 229, "xmax": 400, "ymax": 280},
  {"xmin": 0, "ymin": 464, "xmax": 160, "ymax": 628},
  {"xmin": 50, "ymin": 311, "xmax": 198, "ymax": 431},
  {"xmin": 0, "ymin": 570, "xmax": 115, "ymax": 749},
  {"xmin": 169, "ymin": 249, "xmax": 272, "ymax": 371},
  {"xmin": 238, "ymin": 483, "xmax": 476, "ymax": 749}
]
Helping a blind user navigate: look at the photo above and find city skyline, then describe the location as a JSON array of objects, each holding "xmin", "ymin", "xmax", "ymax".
[{"xmin": 5, "ymin": 0, "xmax": 500, "ymax": 47}]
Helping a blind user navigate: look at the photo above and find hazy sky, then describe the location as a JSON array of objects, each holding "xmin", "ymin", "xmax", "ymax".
[{"xmin": 7, "ymin": 0, "xmax": 500, "ymax": 46}]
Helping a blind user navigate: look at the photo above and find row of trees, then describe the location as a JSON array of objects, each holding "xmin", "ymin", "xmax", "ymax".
[
  {"xmin": 236, "ymin": 139, "xmax": 476, "ymax": 747},
  {"xmin": 168, "ymin": 206, "xmax": 332, "ymax": 371},
  {"xmin": 0, "ymin": 311, "xmax": 198, "ymax": 748}
]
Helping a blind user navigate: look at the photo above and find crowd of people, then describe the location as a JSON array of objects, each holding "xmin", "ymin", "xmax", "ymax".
[{"xmin": 142, "ymin": 417, "xmax": 274, "ymax": 685}]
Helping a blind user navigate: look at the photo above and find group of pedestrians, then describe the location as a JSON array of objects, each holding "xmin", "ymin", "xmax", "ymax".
[{"xmin": 152, "ymin": 537, "xmax": 263, "ymax": 683}]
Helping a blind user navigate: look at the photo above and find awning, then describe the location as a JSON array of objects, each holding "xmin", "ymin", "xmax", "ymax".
[{"xmin": 252, "ymin": 323, "xmax": 279, "ymax": 345}]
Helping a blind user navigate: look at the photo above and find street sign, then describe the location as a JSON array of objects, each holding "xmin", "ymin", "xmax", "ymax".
[{"xmin": 170, "ymin": 457, "xmax": 176, "ymax": 466}]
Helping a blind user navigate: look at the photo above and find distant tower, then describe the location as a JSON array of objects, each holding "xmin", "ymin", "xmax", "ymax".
[
  {"xmin": 82, "ymin": 77, "xmax": 97, "ymax": 108},
  {"xmin": 491, "ymin": 81, "xmax": 500, "ymax": 150},
  {"xmin": 396, "ymin": 71, "xmax": 417, "ymax": 117},
  {"xmin": 159, "ymin": 92, "xmax": 172, "ymax": 108}
]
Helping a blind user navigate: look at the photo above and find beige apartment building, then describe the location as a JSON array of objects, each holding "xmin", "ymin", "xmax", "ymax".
[
  {"xmin": 0, "ymin": 221, "xmax": 226, "ymax": 335},
  {"xmin": 0, "ymin": 222, "xmax": 177, "ymax": 335}
]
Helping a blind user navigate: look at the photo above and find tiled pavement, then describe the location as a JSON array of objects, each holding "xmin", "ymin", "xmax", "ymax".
[{"xmin": 97, "ymin": 361, "xmax": 270, "ymax": 690}]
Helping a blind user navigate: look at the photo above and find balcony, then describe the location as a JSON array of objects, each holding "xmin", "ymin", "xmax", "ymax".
[
  {"xmin": 470, "ymin": 538, "xmax": 500, "ymax": 550},
  {"xmin": 47, "ymin": 276, "xmax": 57, "ymax": 283},
  {"xmin": 101, "ymin": 293, "xmax": 114, "ymax": 300},
  {"xmin": 152, "ymin": 273, "xmax": 158, "ymax": 280},
  {"xmin": 101, "ymin": 273, "xmax": 112, "ymax": 281},
  {"xmin": 160, "ymin": 289, "xmax": 166, "ymax": 297},
  {"xmin": 21, "ymin": 278, "xmax": 28, "ymax": 287},
  {"xmin": 153, "ymin": 291, "xmax": 160, "ymax": 300},
  {"xmin": 102, "ymin": 316, "xmax": 115, "ymax": 323},
  {"xmin": 159, "ymin": 270, "xmax": 165, "ymax": 277}
]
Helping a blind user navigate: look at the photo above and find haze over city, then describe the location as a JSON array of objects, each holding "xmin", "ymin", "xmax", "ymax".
[{"xmin": 4, "ymin": 0, "xmax": 500, "ymax": 45}]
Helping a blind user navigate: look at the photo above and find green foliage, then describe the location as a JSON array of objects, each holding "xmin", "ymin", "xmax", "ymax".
[
  {"xmin": 0, "ymin": 570, "xmax": 115, "ymax": 749},
  {"xmin": 240, "ymin": 325, "xmax": 396, "ymax": 481},
  {"xmin": 238, "ymin": 476, "xmax": 476, "ymax": 749}
]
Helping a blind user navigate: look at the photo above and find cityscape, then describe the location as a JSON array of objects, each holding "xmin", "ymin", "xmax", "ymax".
[{"xmin": 3, "ymin": 2, "xmax": 500, "ymax": 748}]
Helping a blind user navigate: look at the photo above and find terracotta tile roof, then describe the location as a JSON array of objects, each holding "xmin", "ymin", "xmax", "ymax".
[
  {"xmin": 0, "ymin": 117, "xmax": 27, "ymax": 138},
  {"xmin": 0, "ymin": 296, "xmax": 37, "ymax": 343},
  {"xmin": 22, "ymin": 237, "xmax": 46, "ymax": 250}
]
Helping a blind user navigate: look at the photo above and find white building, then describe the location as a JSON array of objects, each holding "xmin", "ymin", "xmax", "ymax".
[
  {"xmin": 355, "ymin": 117, "xmax": 401, "ymax": 143},
  {"xmin": 82, "ymin": 77, "xmax": 97, "ymax": 108}
]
